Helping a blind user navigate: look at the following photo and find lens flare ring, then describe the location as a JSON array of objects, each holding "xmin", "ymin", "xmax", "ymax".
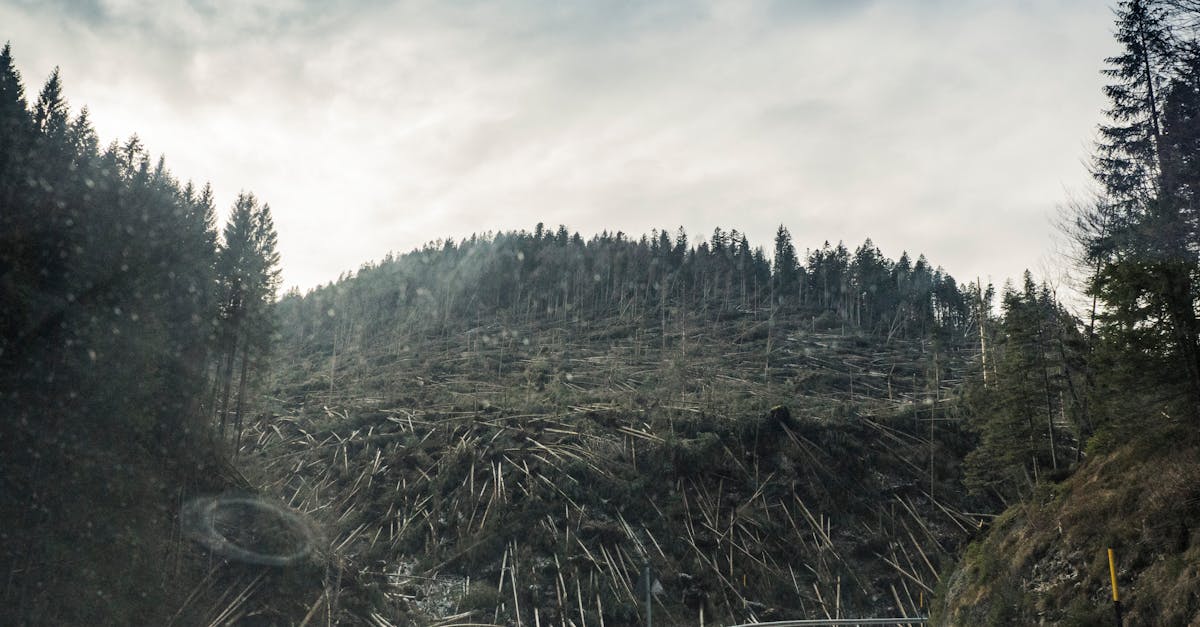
[{"xmin": 182, "ymin": 495, "xmax": 315, "ymax": 566}]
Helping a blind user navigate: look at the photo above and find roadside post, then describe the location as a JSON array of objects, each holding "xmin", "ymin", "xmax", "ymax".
[{"xmin": 1108, "ymin": 548, "xmax": 1123, "ymax": 627}]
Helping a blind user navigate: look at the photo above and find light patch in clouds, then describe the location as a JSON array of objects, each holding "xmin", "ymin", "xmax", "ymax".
[{"xmin": 2, "ymin": 0, "xmax": 1116, "ymax": 291}]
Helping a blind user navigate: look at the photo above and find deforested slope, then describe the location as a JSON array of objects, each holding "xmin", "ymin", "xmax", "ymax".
[{"xmin": 253, "ymin": 228, "xmax": 993, "ymax": 624}]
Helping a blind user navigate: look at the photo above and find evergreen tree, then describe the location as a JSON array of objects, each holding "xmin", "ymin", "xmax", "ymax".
[
  {"xmin": 32, "ymin": 67, "xmax": 67, "ymax": 137},
  {"xmin": 965, "ymin": 273, "xmax": 1079, "ymax": 499},
  {"xmin": 0, "ymin": 42, "xmax": 28, "ymax": 207},
  {"xmin": 1085, "ymin": 0, "xmax": 1200, "ymax": 413},
  {"xmin": 0, "ymin": 46, "xmax": 267, "ymax": 623},
  {"xmin": 772, "ymin": 225, "xmax": 799, "ymax": 306},
  {"xmin": 214, "ymin": 193, "xmax": 281, "ymax": 450},
  {"xmin": 0, "ymin": 43, "xmax": 31, "ymax": 340}
]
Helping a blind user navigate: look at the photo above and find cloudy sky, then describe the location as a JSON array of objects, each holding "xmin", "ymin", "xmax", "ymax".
[{"xmin": 2, "ymin": 0, "xmax": 1117, "ymax": 291}]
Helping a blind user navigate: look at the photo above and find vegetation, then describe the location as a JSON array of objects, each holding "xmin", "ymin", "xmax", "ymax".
[
  {"xmin": 938, "ymin": 1, "xmax": 1200, "ymax": 623},
  {"xmin": 934, "ymin": 419, "xmax": 1200, "ymax": 625},
  {"xmin": 961, "ymin": 273, "xmax": 1088, "ymax": 503},
  {"xmin": 1074, "ymin": 0, "xmax": 1200, "ymax": 417},
  {"xmin": 256, "ymin": 2, "xmax": 1200, "ymax": 623},
  {"xmin": 0, "ymin": 44, "xmax": 306, "ymax": 625}
]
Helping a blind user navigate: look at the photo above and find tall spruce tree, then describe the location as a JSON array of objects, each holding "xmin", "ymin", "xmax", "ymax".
[
  {"xmin": 1095, "ymin": 0, "xmax": 1174, "ymax": 208},
  {"xmin": 0, "ymin": 43, "xmax": 30, "ymax": 342},
  {"xmin": 1086, "ymin": 0, "xmax": 1200, "ymax": 413},
  {"xmin": 215, "ymin": 193, "xmax": 281, "ymax": 450},
  {"xmin": 0, "ymin": 43, "xmax": 27, "ymax": 208},
  {"xmin": 772, "ymin": 225, "xmax": 799, "ymax": 306}
]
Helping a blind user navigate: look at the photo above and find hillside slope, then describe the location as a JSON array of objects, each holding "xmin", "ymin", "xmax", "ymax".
[
  {"xmin": 933, "ymin": 418, "xmax": 1200, "ymax": 626},
  {"xmin": 257, "ymin": 261, "xmax": 990, "ymax": 624}
]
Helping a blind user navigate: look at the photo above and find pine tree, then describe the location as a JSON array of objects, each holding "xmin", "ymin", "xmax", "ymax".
[
  {"xmin": 215, "ymin": 194, "xmax": 257, "ymax": 437},
  {"xmin": 1095, "ymin": 1, "xmax": 1174, "ymax": 207},
  {"xmin": 965, "ymin": 274, "xmax": 1067, "ymax": 497},
  {"xmin": 214, "ymin": 193, "xmax": 281, "ymax": 451},
  {"xmin": 772, "ymin": 225, "xmax": 799, "ymax": 306},
  {"xmin": 0, "ymin": 43, "xmax": 31, "ymax": 342},
  {"xmin": 0, "ymin": 42, "xmax": 28, "ymax": 203},
  {"xmin": 1086, "ymin": 0, "xmax": 1200, "ymax": 413},
  {"xmin": 0, "ymin": 45, "xmax": 245, "ymax": 622}
]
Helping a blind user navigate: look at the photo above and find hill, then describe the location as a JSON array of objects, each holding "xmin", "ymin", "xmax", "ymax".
[{"xmin": 253, "ymin": 228, "xmax": 993, "ymax": 624}]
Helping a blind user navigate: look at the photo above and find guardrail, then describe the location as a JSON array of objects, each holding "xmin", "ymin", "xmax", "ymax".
[{"xmin": 729, "ymin": 614, "xmax": 926, "ymax": 619}]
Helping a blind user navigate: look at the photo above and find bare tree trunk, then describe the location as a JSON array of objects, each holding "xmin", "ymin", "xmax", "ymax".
[
  {"xmin": 1040, "ymin": 343, "xmax": 1058, "ymax": 471},
  {"xmin": 218, "ymin": 324, "xmax": 239, "ymax": 439},
  {"xmin": 976, "ymin": 278, "xmax": 989, "ymax": 386},
  {"xmin": 233, "ymin": 349, "xmax": 250, "ymax": 458},
  {"xmin": 208, "ymin": 350, "xmax": 224, "ymax": 423},
  {"xmin": 329, "ymin": 322, "xmax": 337, "ymax": 403},
  {"xmin": 930, "ymin": 350, "xmax": 939, "ymax": 499}
]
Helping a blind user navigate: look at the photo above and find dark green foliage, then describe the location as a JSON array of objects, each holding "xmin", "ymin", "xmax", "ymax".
[
  {"xmin": 1094, "ymin": 0, "xmax": 1173, "ymax": 209},
  {"xmin": 213, "ymin": 192, "xmax": 282, "ymax": 452},
  {"xmin": 1078, "ymin": 0, "xmax": 1200, "ymax": 415},
  {"xmin": 963, "ymin": 273, "xmax": 1087, "ymax": 501},
  {"xmin": 941, "ymin": 4, "xmax": 1200, "ymax": 621},
  {"xmin": 0, "ymin": 46, "xmax": 293, "ymax": 625},
  {"xmin": 772, "ymin": 224, "xmax": 801, "ymax": 304}
]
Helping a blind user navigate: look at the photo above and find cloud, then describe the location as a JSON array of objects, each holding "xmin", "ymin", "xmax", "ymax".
[{"xmin": 1, "ymin": 0, "xmax": 1117, "ymax": 290}]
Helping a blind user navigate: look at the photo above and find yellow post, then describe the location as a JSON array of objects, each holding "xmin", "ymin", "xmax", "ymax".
[
  {"xmin": 1107, "ymin": 548, "xmax": 1119, "ymax": 602},
  {"xmin": 1108, "ymin": 548, "xmax": 1123, "ymax": 627}
]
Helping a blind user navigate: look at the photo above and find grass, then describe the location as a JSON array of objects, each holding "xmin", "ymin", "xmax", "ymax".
[{"xmin": 933, "ymin": 416, "xmax": 1200, "ymax": 625}]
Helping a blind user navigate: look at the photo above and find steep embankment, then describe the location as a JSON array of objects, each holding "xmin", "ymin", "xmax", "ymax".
[
  {"xmin": 934, "ymin": 419, "xmax": 1200, "ymax": 625},
  {"xmin": 253, "ymin": 294, "xmax": 988, "ymax": 624}
]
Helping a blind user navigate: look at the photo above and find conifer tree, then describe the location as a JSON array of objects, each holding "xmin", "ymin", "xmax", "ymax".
[
  {"xmin": 0, "ymin": 43, "xmax": 31, "ymax": 341},
  {"xmin": 0, "ymin": 46, "xmax": 248, "ymax": 622},
  {"xmin": 0, "ymin": 43, "xmax": 28, "ymax": 205},
  {"xmin": 1086, "ymin": 0, "xmax": 1200, "ymax": 413},
  {"xmin": 215, "ymin": 193, "xmax": 281, "ymax": 449},
  {"xmin": 772, "ymin": 225, "xmax": 799, "ymax": 306}
]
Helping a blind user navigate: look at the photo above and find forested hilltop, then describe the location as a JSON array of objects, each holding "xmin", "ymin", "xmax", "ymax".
[
  {"xmin": 262, "ymin": 1, "xmax": 1200, "ymax": 624},
  {"xmin": 281, "ymin": 225, "xmax": 972, "ymax": 341}
]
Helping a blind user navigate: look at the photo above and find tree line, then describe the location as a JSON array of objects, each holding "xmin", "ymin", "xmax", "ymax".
[
  {"xmin": 277, "ymin": 223, "xmax": 983, "ymax": 360},
  {"xmin": 0, "ymin": 43, "xmax": 281, "ymax": 455}
]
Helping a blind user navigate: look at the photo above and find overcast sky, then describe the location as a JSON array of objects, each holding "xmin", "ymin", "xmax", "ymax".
[{"xmin": 2, "ymin": 0, "xmax": 1117, "ymax": 291}]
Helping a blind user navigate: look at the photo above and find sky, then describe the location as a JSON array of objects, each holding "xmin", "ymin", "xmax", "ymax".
[{"xmin": 1, "ymin": 0, "xmax": 1119, "ymax": 293}]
